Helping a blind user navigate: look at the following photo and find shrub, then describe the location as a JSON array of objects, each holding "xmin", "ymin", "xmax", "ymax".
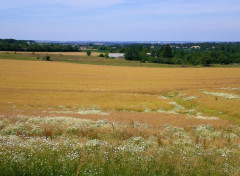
[
  {"xmin": 99, "ymin": 54, "xmax": 104, "ymax": 57},
  {"xmin": 86, "ymin": 51, "xmax": 91, "ymax": 56},
  {"xmin": 105, "ymin": 53, "xmax": 109, "ymax": 58},
  {"xmin": 43, "ymin": 55, "xmax": 51, "ymax": 61}
]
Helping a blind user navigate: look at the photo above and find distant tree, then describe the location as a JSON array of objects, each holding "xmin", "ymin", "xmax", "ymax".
[
  {"xmin": 172, "ymin": 57, "xmax": 184, "ymax": 65},
  {"xmin": 163, "ymin": 45, "xmax": 172, "ymax": 58},
  {"xmin": 201, "ymin": 53, "xmax": 212, "ymax": 65},
  {"xmin": 105, "ymin": 53, "xmax": 109, "ymax": 58},
  {"xmin": 109, "ymin": 47, "xmax": 114, "ymax": 53},
  {"xmin": 174, "ymin": 50, "xmax": 185, "ymax": 59},
  {"xmin": 86, "ymin": 51, "xmax": 91, "ymax": 56},
  {"xmin": 156, "ymin": 47, "xmax": 163, "ymax": 57},
  {"xmin": 45, "ymin": 55, "xmax": 51, "ymax": 61},
  {"xmin": 151, "ymin": 50, "xmax": 157, "ymax": 57},
  {"xmin": 139, "ymin": 52, "xmax": 148, "ymax": 63},
  {"xmin": 118, "ymin": 48, "xmax": 125, "ymax": 53},
  {"xmin": 124, "ymin": 47, "xmax": 140, "ymax": 60},
  {"xmin": 99, "ymin": 46, "xmax": 107, "ymax": 50},
  {"xmin": 234, "ymin": 57, "xmax": 240, "ymax": 63},
  {"xmin": 218, "ymin": 54, "xmax": 229, "ymax": 64},
  {"xmin": 99, "ymin": 53, "xmax": 104, "ymax": 57}
]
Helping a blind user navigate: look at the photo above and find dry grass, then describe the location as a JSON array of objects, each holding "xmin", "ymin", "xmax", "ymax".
[
  {"xmin": 180, "ymin": 89, "xmax": 240, "ymax": 124},
  {"xmin": 0, "ymin": 59, "xmax": 240, "ymax": 125},
  {"xmin": 0, "ymin": 111, "xmax": 231, "ymax": 129}
]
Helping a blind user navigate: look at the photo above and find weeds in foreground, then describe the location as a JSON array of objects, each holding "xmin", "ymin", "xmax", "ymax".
[{"xmin": 0, "ymin": 115, "xmax": 239, "ymax": 176}]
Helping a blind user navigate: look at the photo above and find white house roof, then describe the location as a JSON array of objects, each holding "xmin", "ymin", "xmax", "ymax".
[{"xmin": 109, "ymin": 53, "xmax": 124, "ymax": 58}]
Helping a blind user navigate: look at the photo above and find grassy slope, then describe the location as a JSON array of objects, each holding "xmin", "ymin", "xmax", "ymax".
[
  {"xmin": 0, "ymin": 53, "xmax": 37, "ymax": 61},
  {"xmin": 0, "ymin": 52, "xmax": 239, "ymax": 68}
]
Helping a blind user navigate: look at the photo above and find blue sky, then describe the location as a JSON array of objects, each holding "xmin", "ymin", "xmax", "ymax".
[{"xmin": 0, "ymin": 0, "xmax": 240, "ymax": 41}]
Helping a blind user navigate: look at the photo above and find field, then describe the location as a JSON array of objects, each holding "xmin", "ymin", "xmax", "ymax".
[
  {"xmin": 0, "ymin": 51, "xmax": 101, "ymax": 56},
  {"xmin": 0, "ymin": 57, "xmax": 240, "ymax": 175},
  {"xmin": 1, "ymin": 51, "xmax": 240, "ymax": 68},
  {"xmin": 0, "ymin": 51, "xmax": 183, "ymax": 68}
]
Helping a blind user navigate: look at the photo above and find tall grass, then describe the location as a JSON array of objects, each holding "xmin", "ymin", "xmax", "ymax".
[{"xmin": 0, "ymin": 115, "xmax": 239, "ymax": 176}]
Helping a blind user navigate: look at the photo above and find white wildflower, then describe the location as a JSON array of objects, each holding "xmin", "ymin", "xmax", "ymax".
[
  {"xmin": 183, "ymin": 96, "xmax": 198, "ymax": 101},
  {"xmin": 158, "ymin": 96, "xmax": 169, "ymax": 100},
  {"xmin": 220, "ymin": 87, "xmax": 240, "ymax": 91},
  {"xmin": 203, "ymin": 91, "xmax": 240, "ymax": 100}
]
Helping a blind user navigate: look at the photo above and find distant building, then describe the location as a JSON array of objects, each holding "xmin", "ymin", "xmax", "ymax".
[
  {"xmin": 94, "ymin": 43, "xmax": 104, "ymax": 46},
  {"xmin": 109, "ymin": 53, "xmax": 125, "ymax": 58},
  {"xmin": 80, "ymin": 46, "xmax": 93, "ymax": 50},
  {"xmin": 190, "ymin": 46, "xmax": 201, "ymax": 49},
  {"xmin": 80, "ymin": 47, "xmax": 88, "ymax": 50},
  {"xmin": 146, "ymin": 53, "xmax": 151, "ymax": 56}
]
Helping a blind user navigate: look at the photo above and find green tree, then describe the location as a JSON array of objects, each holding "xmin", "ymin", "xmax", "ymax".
[
  {"xmin": 105, "ymin": 53, "xmax": 109, "ymax": 58},
  {"xmin": 99, "ymin": 53, "xmax": 104, "ymax": 57},
  {"xmin": 86, "ymin": 51, "xmax": 91, "ymax": 56},
  {"xmin": 163, "ymin": 45, "xmax": 172, "ymax": 58},
  {"xmin": 124, "ymin": 47, "xmax": 140, "ymax": 60},
  {"xmin": 118, "ymin": 48, "xmax": 125, "ymax": 53},
  {"xmin": 151, "ymin": 50, "xmax": 157, "ymax": 57},
  {"xmin": 201, "ymin": 53, "xmax": 212, "ymax": 65},
  {"xmin": 218, "ymin": 54, "xmax": 229, "ymax": 64},
  {"xmin": 43, "ymin": 55, "xmax": 51, "ymax": 61},
  {"xmin": 139, "ymin": 52, "xmax": 148, "ymax": 63},
  {"xmin": 156, "ymin": 47, "xmax": 163, "ymax": 57}
]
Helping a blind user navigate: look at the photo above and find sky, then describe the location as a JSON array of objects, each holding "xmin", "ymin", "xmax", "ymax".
[{"xmin": 0, "ymin": 0, "xmax": 240, "ymax": 41}]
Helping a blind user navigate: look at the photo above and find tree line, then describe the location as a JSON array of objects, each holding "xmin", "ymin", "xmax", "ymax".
[
  {"xmin": 0, "ymin": 39, "xmax": 79, "ymax": 52},
  {"xmin": 123, "ymin": 44, "xmax": 240, "ymax": 65},
  {"xmin": 1, "ymin": 39, "xmax": 240, "ymax": 65}
]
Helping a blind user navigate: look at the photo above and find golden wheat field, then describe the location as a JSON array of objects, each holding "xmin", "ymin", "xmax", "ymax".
[{"xmin": 0, "ymin": 59, "xmax": 240, "ymax": 125}]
